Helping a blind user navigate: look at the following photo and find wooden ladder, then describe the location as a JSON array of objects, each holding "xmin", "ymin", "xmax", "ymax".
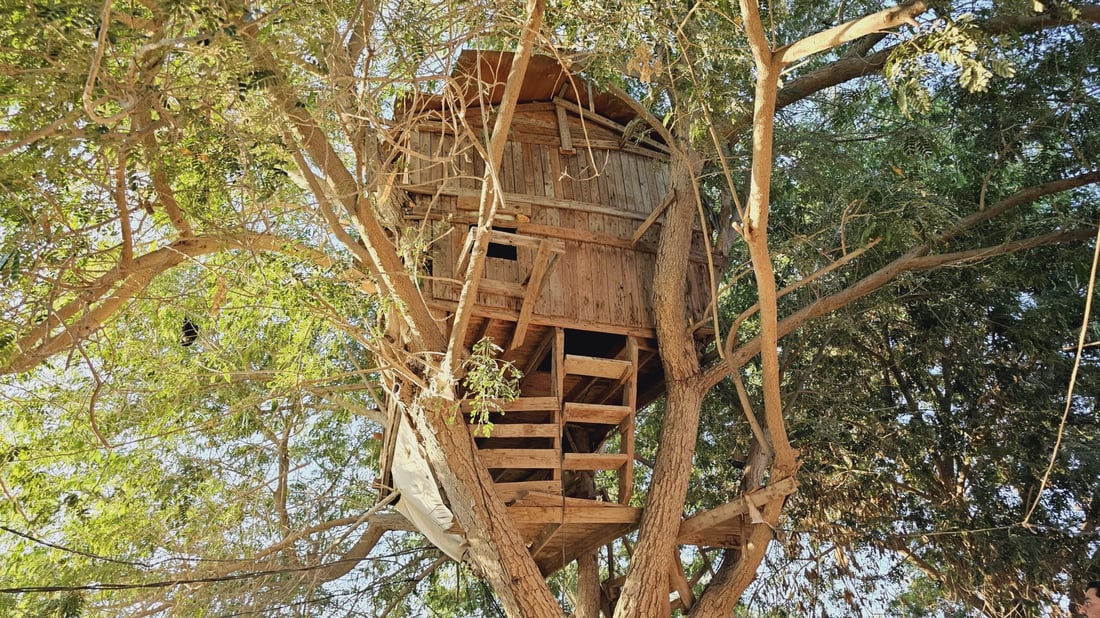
[
  {"xmin": 469, "ymin": 395, "xmax": 562, "ymax": 502},
  {"xmin": 469, "ymin": 329, "xmax": 638, "ymax": 505},
  {"xmin": 556, "ymin": 330, "xmax": 638, "ymax": 505}
]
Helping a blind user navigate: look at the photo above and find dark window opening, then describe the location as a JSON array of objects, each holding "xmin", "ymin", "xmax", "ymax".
[
  {"xmin": 473, "ymin": 225, "xmax": 518, "ymax": 261},
  {"xmin": 535, "ymin": 329, "xmax": 626, "ymax": 373}
]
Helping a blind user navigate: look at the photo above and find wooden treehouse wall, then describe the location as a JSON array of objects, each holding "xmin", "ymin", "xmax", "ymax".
[{"xmin": 403, "ymin": 102, "xmax": 713, "ymax": 337}]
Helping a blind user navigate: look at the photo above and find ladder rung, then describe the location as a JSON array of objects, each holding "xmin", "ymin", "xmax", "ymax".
[
  {"xmin": 563, "ymin": 403, "xmax": 631, "ymax": 425},
  {"xmin": 472, "ymin": 423, "xmax": 559, "ymax": 438},
  {"xmin": 564, "ymin": 354, "xmax": 633, "ymax": 380},
  {"xmin": 478, "ymin": 279, "xmax": 526, "ymax": 297},
  {"xmin": 462, "ymin": 396, "xmax": 559, "ymax": 414},
  {"xmin": 504, "ymin": 397, "xmax": 559, "ymax": 412},
  {"xmin": 563, "ymin": 453, "xmax": 629, "ymax": 471},
  {"xmin": 479, "ymin": 449, "xmax": 560, "ymax": 469},
  {"xmin": 493, "ymin": 480, "xmax": 562, "ymax": 501}
]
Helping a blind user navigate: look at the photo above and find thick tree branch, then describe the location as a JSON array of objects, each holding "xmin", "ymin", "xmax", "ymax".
[
  {"xmin": 239, "ymin": 24, "xmax": 445, "ymax": 354},
  {"xmin": 776, "ymin": 2, "xmax": 926, "ymax": 67},
  {"xmin": 726, "ymin": 5, "xmax": 1100, "ymax": 140},
  {"xmin": 444, "ymin": 0, "xmax": 547, "ymax": 374},
  {"xmin": 704, "ymin": 169, "xmax": 1100, "ymax": 389},
  {"xmin": 2, "ymin": 234, "xmax": 359, "ymax": 375},
  {"xmin": 704, "ymin": 222, "xmax": 1098, "ymax": 390}
]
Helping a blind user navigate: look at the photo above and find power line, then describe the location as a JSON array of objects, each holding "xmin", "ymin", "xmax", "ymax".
[
  {"xmin": 0, "ymin": 524, "xmax": 153, "ymax": 568},
  {"xmin": 0, "ymin": 560, "xmax": 358, "ymax": 595}
]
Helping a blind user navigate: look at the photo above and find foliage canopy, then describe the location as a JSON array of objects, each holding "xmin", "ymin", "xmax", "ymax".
[{"xmin": 1, "ymin": 0, "xmax": 1099, "ymax": 616}]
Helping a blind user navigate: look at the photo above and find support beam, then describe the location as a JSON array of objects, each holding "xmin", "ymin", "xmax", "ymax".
[{"xmin": 511, "ymin": 239, "xmax": 564, "ymax": 349}]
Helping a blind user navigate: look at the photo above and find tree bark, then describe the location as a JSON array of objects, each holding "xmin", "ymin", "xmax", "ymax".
[
  {"xmin": 576, "ymin": 550, "xmax": 602, "ymax": 618},
  {"xmin": 408, "ymin": 396, "xmax": 564, "ymax": 618},
  {"xmin": 613, "ymin": 147, "xmax": 705, "ymax": 618}
]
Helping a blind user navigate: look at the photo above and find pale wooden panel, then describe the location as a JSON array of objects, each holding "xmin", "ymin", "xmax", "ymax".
[
  {"xmin": 479, "ymin": 449, "xmax": 560, "ymax": 469},
  {"xmin": 548, "ymin": 148, "xmax": 564, "ymax": 201},
  {"xmin": 564, "ymin": 354, "xmax": 632, "ymax": 379},
  {"xmin": 607, "ymin": 149, "xmax": 627, "ymax": 210},
  {"xmin": 472, "ymin": 423, "xmax": 558, "ymax": 438},
  {"xmin": 593, "ymin": 149, "xmax": 611, "ymax": 207},
  {"xmin": 612, "ymin": 248, "xmax": 636, "ymax": 327},
  {"xmin": 557, "ymin": 151, "xmax": 574, "ymax": 201},
  {"xmin": 494, "ymin": 481, "xmax": 562, "ymax": 501},
  {"xmin": 538, "ymin": 144, "xmax": 555, "ymax": 198},
  {"xmin": 562, "ymin": 403, "xmax": 631, "ymax": 425},
  {"xmin": 495, "ymin": 396, "xmax": 556, "ymax": 412},
  {"xmin": 563, "ymin": 453, "xmax": 629, "ymax": 471},
  {"xmin": 522, "ymin": 142, "xmax": 537, "ymax": 196}
]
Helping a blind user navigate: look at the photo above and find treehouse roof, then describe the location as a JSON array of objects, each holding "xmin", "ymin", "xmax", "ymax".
[{"xmin": 399, "ymin": 49, "xmax": 642, "ymax": 127}]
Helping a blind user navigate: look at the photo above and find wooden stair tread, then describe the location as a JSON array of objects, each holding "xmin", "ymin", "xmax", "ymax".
[
  {"xmin": 494, "ymin": 480, "xmax": 562, "ymax": 501},
  {"xmin": 563, "ymin": 452, "xmax": 629, "ymax": 470},
  {"xmin": 562, "ymin": 402, "xmax": 631, "ymax": 425},
  {"xmin": 462, "ymin": 396, "xmax": 559, "ymax": 414},
  {"xmin": 472, "ymin": 423, "xmax": 558, "ymax": 438},
  {"xmin": 563, "ymin": 354, "xmax": 633, "ymax": 380},
  {"xmin": 479, "ymin": 449, "xmax": 560, "ymax": 469}
]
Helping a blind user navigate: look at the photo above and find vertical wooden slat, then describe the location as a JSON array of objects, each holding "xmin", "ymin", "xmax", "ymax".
[
  {"xmin": 594, "ymin": 150, "xmax": 610, "ymax": 206},
  {"xmin": 552, "ymin": 327, "xmax": 565, "ymax": 482},
  {"xmin": 622, "ymin": 151, "xmax": 642, "ymax": 214},
  {"xmin": 619, "ymin": 336, "xmax": 637, "ymax": 504},
  {"xmin": 512, "ymin": 138, "xmax": 526, "ymax": 196},
  {"xmin": 539, "ymin": 145, "xmax": 555, "ymax": 198},
  {"xmin": 523, "ymin": 142, "xmax": 537, "ymax": 197},
  {"xmin": 610, "ymin": 150, "xmax": 629, "ymax": 211},
  {"xmin": 550, "ymin": 148, "xmax": 566, "ymax": 200},
  {"xmin": 556, "ymin": 104, "xmax": 575, "ymax": 154}
]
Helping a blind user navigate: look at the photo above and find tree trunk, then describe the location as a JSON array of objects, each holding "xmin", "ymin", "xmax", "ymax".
[
  {"xmin": 576, "ymin": 550, "xmax": 602, "ymax": 618},
  {"xmin": 409, "ymin": 396, "xmax": 564, "ymax": 617},
  {"xmin": 614, "ymin": 148, "xmax": 705, "ymax": 618}
]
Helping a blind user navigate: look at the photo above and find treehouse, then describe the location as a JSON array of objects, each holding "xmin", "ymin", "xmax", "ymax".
[{"xmin": 379, "ymin": 51, "xmax": 753, "ymax": 597}]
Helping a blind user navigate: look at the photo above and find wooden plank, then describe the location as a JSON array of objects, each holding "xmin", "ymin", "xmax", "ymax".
[
  {"xmin": 472, "ymin": 423, "xmax": 559, "ymax": 438},
  {"xmin": 494, "ymin": 480, "xmax": 562, "ymax": 501},
  {"xmin": 512, "ymin": 138, "xmax": 525, "ymax": 195},
  {"xmin": 505, "ymin": 396, "xmax": 560, "ymax": 412},
  {"xmin": 508, "ymin": 503, "xmax": 641, "ymax": 525},
  {"xmin": 423, "ymin": 295, "xmax": 659, "ymax": 340},
  {"xmin": 402, "ymin": 184, "xmax": 654, "ymax": 224},
  {"xmin": 669, "ymin": 547, "xmax": 695, "ymax": 611},
  {"xmin": 463, "ymin": 396, "xmax": 559, "ymax": 414},
  {"xmin": 538, "ymin": 144, "xmax": 555, "ymax": 198},
  {"xmin": 564, "ymin": 354, "xmax": 632, "ymax": 380},
  {"xmin": 511, "ymin": 240, "xmax": 563, "ymax": 349},
  {"xmin": 620, "ymin": 149, "xmax": 642, "ymax": 212},
  {"xmin": 552, "ymin": 96, "xmax": 670, "ymax": 154},
  {"xmin": 549, "ymin": 147, "xmax": 565, "ymax": 200},
  {"xmin": 555, "ymin": 103, "xmax": 574, "ymax": 153},
  {"xmin": 631, "ymin": 191, "xmax": 675, "ymax": 247},
  {"xmin": 488, "ymin": 229, "xmax": 544, "ymax": 249},
  {"xmin": 619, "ymin": 336, "xmax": 638, "ymax": 504},
  {"xmin": 479, "ymin": 449, "xmax": 560, "ymax": 469},
  {"xmin": 528, "ymin": 523, "xmax": 563, "ymax": 556},
  {"xmin": 563, "ymin": 453, "xmax": 629, "ymax": 471},
  {"xmin": 478, "ymin": 279, "xmax": 526, "ymax": 297},
  {"xmin": 523, "ymin": 142, "xmax": 537, "ymax": 197},
  {"xmin": 563, "ymin": 403, "xmax": 631, "ymax": 425},
  {"xmin": 552, "ymin": 327, "xmax": 565, "ymax": 481},
  {"xmin": 677, "ymin": 477, "xmax": 799, "ymax": 546}
]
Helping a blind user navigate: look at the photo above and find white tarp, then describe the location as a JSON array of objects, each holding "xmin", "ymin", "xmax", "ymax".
[{"xmin": 390, "ymin": 412, "xmax": 469, "ymax": 562}]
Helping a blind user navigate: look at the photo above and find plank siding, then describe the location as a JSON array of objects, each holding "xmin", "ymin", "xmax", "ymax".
[{"xmin": 410, "ymin": 112, "xmax": 712, "ymax": 334}]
